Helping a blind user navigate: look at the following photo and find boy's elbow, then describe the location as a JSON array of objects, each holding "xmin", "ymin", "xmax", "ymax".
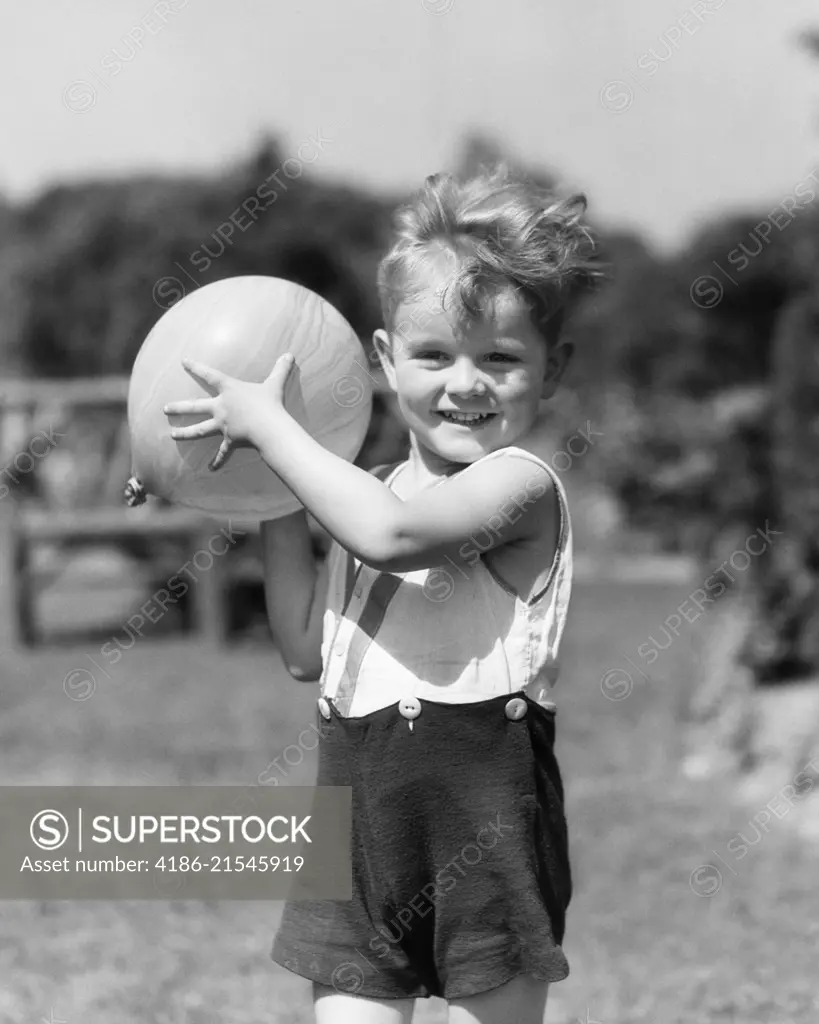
[
  {"xmin": 273, "ymin": 633, "xmax": 323, "ymax": 683},
  {"xmin": 283, "ymin": 639, "xmax": 323, "ymax": 682},
  {"xmin": 279, "ymin": 645, "xmax": 323, "ymax": 682},
  {"xmin": 345, "ymin": 547, "xmax": 395, "ymax": 575},
  {"xmin": 360, "ymin": 553, "xmax": 396, "ymax": 575},
  {"xmin": 287, "ymin": 661, "xmax": 323, "ymax": 683},
  {"xmin": 362, "ymin": 531, "xmax": 439, "ymax": 575},
  {"xmin": 358, "ymin": 526, "xmax": 410, "ymax": 574}
]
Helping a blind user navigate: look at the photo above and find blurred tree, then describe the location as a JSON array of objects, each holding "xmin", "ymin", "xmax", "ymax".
[
  {"xmin": 2, "ymin": 138, "xmax": 394, "ymax": 378},
  {"xmin": 680, "ymin": 24, "xmax": 819, "ymax": 786},
  {"xmin": 2, "ymin": 125, "xmax": 817, "ymax": 573},
  {"xmin": 741, "ymin": 291, "xmax": 819, "ymax": 682},
  {"xmin": 673, "ymin": 212, "xmax": 809, "ymax": 396},
  {"xmin": 799, "ymin": 28, "xmax": 819, "ymax": 57}
]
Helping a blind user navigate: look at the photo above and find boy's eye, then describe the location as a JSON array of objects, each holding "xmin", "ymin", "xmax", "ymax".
[
  {"xmin": 416, "ymin": 350, "xmax": 447, "ymax": 361},
  {"xmin": 486, "ymin": 353, "xmax": 519, "ymax": 364}
]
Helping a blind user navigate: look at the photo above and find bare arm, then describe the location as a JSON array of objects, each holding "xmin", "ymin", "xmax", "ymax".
[
  {"xmin": 167, "ymin": 361, "xmax": 547, "ymax": 574},
  {"xmin": 251, "ymin": 409, "xmax": 550, "ymax": 573},
  {"xmin": 260, "ymin": 510, "xmax": 329, "ymax": 682}
]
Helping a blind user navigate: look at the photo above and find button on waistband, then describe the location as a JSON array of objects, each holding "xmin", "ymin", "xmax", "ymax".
[
  {"xmin": 504, "ymin": 697, "xmax": 528, "ymax": 720},
  {"xmin": 398, "ymin": 696, "xmax": 422, "ymax": 720},
  {"xmin": 317, "ymin": 697, "xmax": 332, "ymax": 720}
]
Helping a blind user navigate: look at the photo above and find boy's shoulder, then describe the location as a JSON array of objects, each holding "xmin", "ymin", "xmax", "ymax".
[
  {"xmin": 471, "ymin": 421, "xmax": 560, "ymax": 487},
  {"xmin": 492, "ymin": 418, "xmax": 568, "ymax": 492},
  {"xmin": 501, "ymin": 413, "xmax": 552, "ymax": 461}
]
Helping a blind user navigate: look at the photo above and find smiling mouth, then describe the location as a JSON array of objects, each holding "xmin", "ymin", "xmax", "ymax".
[{"xmin": 436, "ymin": 411, "xmax": 497, "ymax": 425}]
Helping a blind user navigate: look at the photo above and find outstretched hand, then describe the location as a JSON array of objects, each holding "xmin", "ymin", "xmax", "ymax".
[{"xmin": 163, "ymin": 353, "xmax": 302, "ymax": 471}]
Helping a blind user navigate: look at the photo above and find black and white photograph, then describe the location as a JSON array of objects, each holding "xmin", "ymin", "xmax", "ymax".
[{"xmin": 2, "ymin": 2, "xmax": 819, "ymax": 1021}]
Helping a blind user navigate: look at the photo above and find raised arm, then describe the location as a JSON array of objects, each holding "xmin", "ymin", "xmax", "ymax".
[
  {"xmin": 165, "ymin": 357, "xmax": 554, "ymax": 575},
  {"xmin": 260, "ymin": 510, "xmax": 329, "ymax": 682}
]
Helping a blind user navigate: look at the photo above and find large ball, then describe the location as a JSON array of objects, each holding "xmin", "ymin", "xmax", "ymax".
[{"xmin": 127, "ymin": 277, "xmax": 373, "ymax": 519}]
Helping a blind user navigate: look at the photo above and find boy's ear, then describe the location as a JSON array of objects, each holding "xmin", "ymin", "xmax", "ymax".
[
  {"xmin": 372, "ymin": 329, "xmax": 398, "ymax": 393},
  {"xmin": 541, "ymin": 341, "xmax": 573, "ymax": 400}
]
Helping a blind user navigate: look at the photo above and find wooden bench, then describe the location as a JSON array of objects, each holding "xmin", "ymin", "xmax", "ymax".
[
  {"xmin": 0, "ymin": 502, "xmax": 241, "ymax": 650},
  {"xmin": 0, "ymin": 371, "xmax": 392, "ymax": 649}
]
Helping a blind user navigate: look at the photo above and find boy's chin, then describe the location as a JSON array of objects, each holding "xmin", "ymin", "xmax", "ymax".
[{"xmin": 423, "ymin": 433, "xmax": 496, "ymax": 464}]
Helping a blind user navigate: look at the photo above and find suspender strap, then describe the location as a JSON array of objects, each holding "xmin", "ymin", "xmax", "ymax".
[
  {"xmin": 323, "ymin": 461, "xmax": 404, "ymax": 711},
  {"xmin": 339, "ymin": 461, "xmax": 400, "ymax": 611}
]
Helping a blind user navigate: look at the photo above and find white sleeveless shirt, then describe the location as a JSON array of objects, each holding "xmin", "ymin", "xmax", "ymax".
[{"xmin": 319, "ymin": 441, "xmax": 573, "ymax": 718}]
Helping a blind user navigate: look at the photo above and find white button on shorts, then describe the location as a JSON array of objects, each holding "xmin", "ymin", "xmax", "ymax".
[
  {"xmin": 504, "ymin": 697, "xmax": 528, "ymax": 720},
  {"xmin": 398, "ymin": 696, "xmax": 422, "ymax": 720}
]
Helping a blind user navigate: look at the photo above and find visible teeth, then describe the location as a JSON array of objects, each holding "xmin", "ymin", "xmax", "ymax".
[{"xmin": 441, "ymin": 412, "xmax": 491, "ymax": 423}]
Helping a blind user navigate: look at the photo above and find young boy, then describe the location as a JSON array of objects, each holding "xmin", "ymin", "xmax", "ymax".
[{"xmin": 165, "ymin": 165, "xmax": 599, "ymax": 1023}]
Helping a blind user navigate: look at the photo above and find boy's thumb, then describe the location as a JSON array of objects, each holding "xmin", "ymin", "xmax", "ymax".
[{"xmin": 267, "ymin": 353, "xmax": 294, "ymax": 383}]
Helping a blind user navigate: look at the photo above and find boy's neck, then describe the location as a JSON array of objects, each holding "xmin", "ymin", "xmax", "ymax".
[
  {"xmin": 404, "ymin": 412, "xmax": 552, "ymax": 488},
  {"xmin": 405, "ymin": 433, "xmax": 464, "ymax": 487}
]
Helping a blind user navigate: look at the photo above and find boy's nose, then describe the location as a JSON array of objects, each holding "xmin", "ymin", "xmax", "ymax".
[{"xmin": 445, "ymin": 363, "xmax": 488, "ymax": 398}]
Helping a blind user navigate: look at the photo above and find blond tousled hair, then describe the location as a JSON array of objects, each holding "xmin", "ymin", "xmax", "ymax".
[{"xmin": 377, "ymin": 165, "xmax": 601, "ymax": 345}]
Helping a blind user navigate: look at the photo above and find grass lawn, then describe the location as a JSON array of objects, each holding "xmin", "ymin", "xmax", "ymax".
[{"xmin": 1, "ymin": 580, "xmax": 817, "ymax": 1023}]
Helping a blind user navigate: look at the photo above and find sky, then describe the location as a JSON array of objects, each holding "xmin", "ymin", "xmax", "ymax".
[{"xmin": 4, "ymin": 0, "xmax": 818, "ymax": 252}]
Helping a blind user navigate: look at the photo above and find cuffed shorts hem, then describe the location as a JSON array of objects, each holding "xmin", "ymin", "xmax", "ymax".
[{"xmin": 271, "ymin": 938, "xmax": 569, "ymax": 1000}]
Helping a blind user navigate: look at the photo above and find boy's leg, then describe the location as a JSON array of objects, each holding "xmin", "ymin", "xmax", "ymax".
[
  {"xmin": 447, "ymin": 976, "xmax": 549, "ymax": 1024},
  {"xmin": 313, "ymin": 982, "xmax": 415, "ymax": 1024}
]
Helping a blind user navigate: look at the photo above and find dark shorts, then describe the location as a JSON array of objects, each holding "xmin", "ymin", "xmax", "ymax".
[{"xmin": 270, "ymin": 691, "xmax": 571, "ymax": 1001}]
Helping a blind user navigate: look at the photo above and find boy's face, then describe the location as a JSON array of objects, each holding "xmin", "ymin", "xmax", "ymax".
[{"xmin": 373, "ymin": 256, "xmax": 571, "ymax": 466}]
